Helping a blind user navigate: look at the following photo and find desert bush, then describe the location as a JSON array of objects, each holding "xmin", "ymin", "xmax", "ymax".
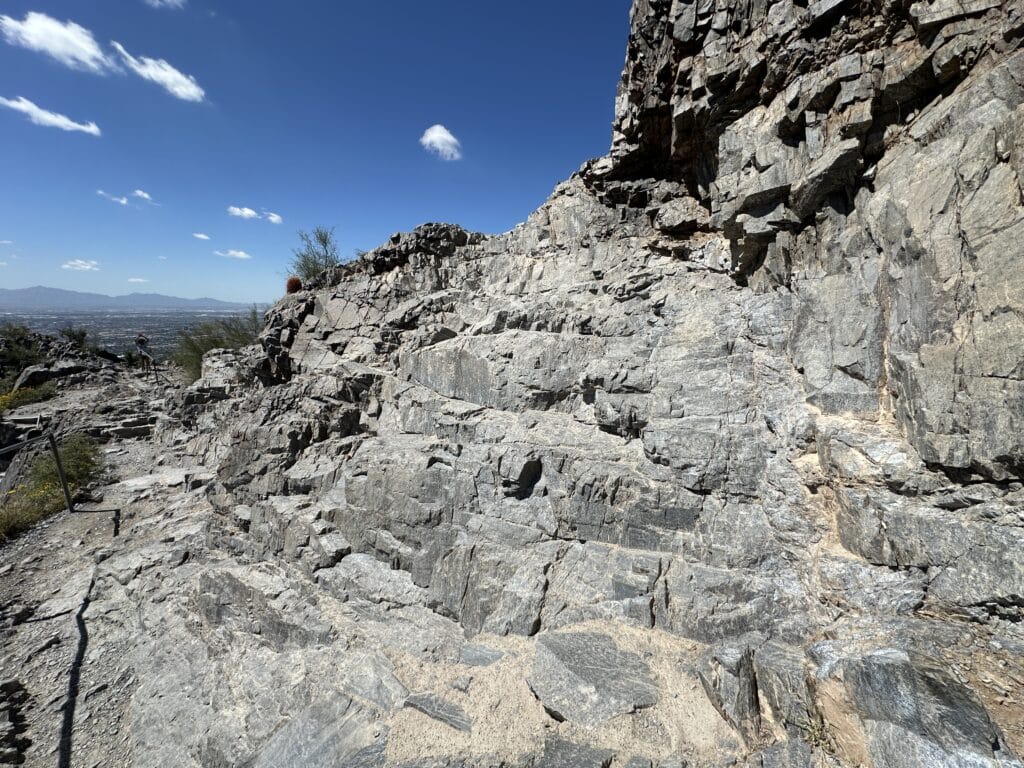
[
  {"xmin": 171, "ymin": 307, "xmax": 263, "ymax": 382},
  {"xmin": 290, "ymin": 227, "xmax": 341, "ymax": 281},
  {"xmin": 0, "ymin": 323, "xmax": 43, "ymax": 392},
  {"xmin": 0, "ymin": 434, "xmax": 101, "ymax": 541},
  {"xmin": 286, "ymin": 276, "xmax": 303, "ymax": 294},
  {"xmin": 58, "ymin": 325, "xmax": 89, "ymax": 349},
  {"xmin": 0, "ymin": 383, "xmax": 56, "ymax": 414}
]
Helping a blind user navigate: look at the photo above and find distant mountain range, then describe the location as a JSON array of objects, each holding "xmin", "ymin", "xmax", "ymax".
[{"xmin": 0, "ymin": 286, "xmax": 254, "ymax": 312}]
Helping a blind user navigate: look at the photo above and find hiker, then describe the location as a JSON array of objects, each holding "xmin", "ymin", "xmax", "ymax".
[{"xmin": 134, "ymin": 332, "xmax": 153, "ymax": 372}]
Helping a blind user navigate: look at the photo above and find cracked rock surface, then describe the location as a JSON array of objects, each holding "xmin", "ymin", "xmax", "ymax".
[{"xmin": 3, "ymin": 0, "xmax": 1024, "ymax": 766}]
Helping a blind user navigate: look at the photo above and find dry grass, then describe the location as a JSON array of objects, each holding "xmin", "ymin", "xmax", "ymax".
[
  {"xmin": 171, "ymin": 307, "xmax": 263, "ymax": 382},
  {"xmin": 797, "ymin": 713, "xmax": 838, "ymax": 760},
  {"xmin": 0, "ymin": 434, "xmax": 101, "ymax": 542},
  {"xmin": 0, "ymin": 383, "xmax": 56, "ymax": 414}
]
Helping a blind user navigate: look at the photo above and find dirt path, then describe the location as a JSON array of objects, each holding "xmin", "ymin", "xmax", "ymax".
[{"xmin": 0, "ymin": 376, "xmax": 205, "ymax": 767}]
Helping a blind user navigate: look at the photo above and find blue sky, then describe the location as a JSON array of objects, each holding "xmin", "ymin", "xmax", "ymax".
[{"xmin": 0, "ymin": 1, "xmax": 629, "ymax": 303}]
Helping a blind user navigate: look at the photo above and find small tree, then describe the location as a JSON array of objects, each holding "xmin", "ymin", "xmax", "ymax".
[
  {"xmin": 290, "ymin": 226, "xmax": 341, "ymax": 282},
  {"xmin": 59, "ymin": 325, "xmax": 89, "ymax": 349}
]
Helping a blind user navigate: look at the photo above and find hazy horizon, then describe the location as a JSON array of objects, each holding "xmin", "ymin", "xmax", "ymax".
[{"xmin": 0, "ymin": 284, "xmax": 259, "ymax": 304}]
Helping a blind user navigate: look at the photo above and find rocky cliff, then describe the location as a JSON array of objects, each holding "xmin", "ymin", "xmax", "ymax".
[{"xmin": 5, "ymin": 1, "xmax": 1024, "ymax": 766}]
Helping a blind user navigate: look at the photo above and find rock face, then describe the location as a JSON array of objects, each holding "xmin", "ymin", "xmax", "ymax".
[
  {"xmin": 528, "ymin": 632, "xmax": 660, "ymax": 727},
  {"xmin": 17, "ymin": 2, "xmax": 1024, "ymax": 766}
]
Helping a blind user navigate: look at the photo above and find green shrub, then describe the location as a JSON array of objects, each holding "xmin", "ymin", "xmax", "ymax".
[
  {"xmin": 0, "ymin": 383, "xmax": 56, "ymax": 414},
  {"xmin": 0, "ymin": 434, "xmax": 101, "ymax": 541},
  {"xmin": 58, "ymin": 325, "xmax": 90, "ymax": 349},
  {"xmin": 290, "ymin": 226, "xmax": 341, "ymax": 282},
  {"xmin": 0, "ymin": 323, "xmax": 44, "ymax": 392},
  {"xmin": 172, "ymin": 307, "xmax": 263, "ymax": 382}
]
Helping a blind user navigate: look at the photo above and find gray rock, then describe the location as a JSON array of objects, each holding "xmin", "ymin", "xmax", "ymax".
[
  {"xmin": 809, "ymin": 642, "xmax": 1017, "ymax": 767},
  {"xmin": 13, "ymin": 360, "xmax": 89, "ymax": 390},
  {"xmin": 311, "ymin": 530, "xmax": 352, "ymax": 570},
  {"xmin": 404, "ymin": 693, "xmax": 473, "ymax": 733},
  {"xmin": 744, "ymin": 740, "xmax": 823, "ymax": 768},
  {"xmin": 340, "ymin": 651, "xmax": 409, "ymax": 711},
  {"xmin": 698, "ymin": 638, "xmax": 763, "ymax": 745},
  {"xmin": 318, "ymin": 554, "xmax": 428, "ymax": 607},
  {"xmin": 251, "ymin": 694, "xmax": 384, "ymax": 768},
  {"xmin": 459, "ymin": 644, "xmax": 504, "ymax": 667},
  {"xmin": 752, "ymin": 642, "xmax": 813, "ymax": 737},
  {"xmin": 528, "ymin": 632, "xmax": 659, "ymax": 727},
  {"xmin": 911, "ymin": 0, "xmax": 1002, "ymax": 31},
  {"xmin": 536, "ymin": 739, "xmax": 614, "ymax": 768}
]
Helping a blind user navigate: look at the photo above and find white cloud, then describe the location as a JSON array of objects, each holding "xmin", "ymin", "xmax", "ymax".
[
  {"xmin": 157, "ymin": 255, "xmax": 168, "ymax": 260},
  {"xmin": 228, "ymin": 206, "xmax": 282, "ymax": 224},
  {"xmin": 0, "ymin": 12, "xmax": 112, "ymax": 73},
  {"xmin": 0, "ymin": 240, "xmax": 10, "ymax": 245},
  {"xmin": 111, "ymin": 41, "xmax": 205, "ymax": 103},
  {"xmin": 128, "ymin": 277, "xmax": 149, "ymax": 283},
  {"xmin": 0, "ymin": 13, "xmax": 205, "ymax": 103},
  {"xmin": 143, "ymin": 0, "xmax": 186, "ymax": 8},
  {"xmin": 0, "ymin": 262, "xmax": 7, "ymax": 267},
  {"xmin": 420, "ymin": 124, "xmax": 462, "ymax": 161},
  {"xmin": 132, "ymin": 189, "xmax": 155, "ymax": 203},
  {"xmin": 62, "ymin": 259, "xmax": 99, "ymax": 271},
  {"xmin": 214, "ymin": 249, "xmax": 252, "ymax": 260},
  {"xmin": 192, "ymin": 232, "xmax": 210, "ymax": 240},
  {"xmin": 97, "ymin": 189, "xmax": 128, "ymax": 206},
  {"xmin": 228, "ymin": 206, "xmax": 258, "ymax": 219},
  {"xmin": 0, "ymin": 95, "xmax": 100, "ymax": 136}
]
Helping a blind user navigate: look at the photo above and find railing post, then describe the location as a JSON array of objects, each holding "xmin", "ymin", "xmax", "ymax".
[{"xmin": 46, "ymin": 432, "xmax": 76, "ymax": 515}]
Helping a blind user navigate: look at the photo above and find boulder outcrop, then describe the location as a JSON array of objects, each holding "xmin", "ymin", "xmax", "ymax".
[{"xmin": 144, "ymin": 1, "xmax": 1024, "ymax": 764}]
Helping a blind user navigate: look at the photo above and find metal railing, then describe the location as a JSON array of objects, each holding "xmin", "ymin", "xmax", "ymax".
[{"xmin": 0, "ymin": 430, "xmax": 76, "ymax": 514}]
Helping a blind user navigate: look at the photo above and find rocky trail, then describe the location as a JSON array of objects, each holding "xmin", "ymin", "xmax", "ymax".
[
  {"xmin": 0, "ymin": 374, "xmax": 198, "ymax": 767},
  {"xmin": 0, "ymin": 355, "xmax": 1020, "ymax": 767},
  {"xmin": 1, "ymin": 376, "xmax": 744, "ymax": 768}
]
